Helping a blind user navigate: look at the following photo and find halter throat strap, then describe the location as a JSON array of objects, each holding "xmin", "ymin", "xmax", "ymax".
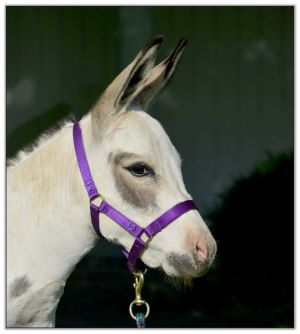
[{"xmin": 73, "ymin": 122, "xmax": 198, "ymax": 273}]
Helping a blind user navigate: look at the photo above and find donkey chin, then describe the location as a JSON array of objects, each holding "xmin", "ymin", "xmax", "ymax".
[
  {"xmin": 142, "ymin": 242, "xmax": 217, "ymax": 286},
  {"xmin": 167, "ymin": 252, "xmax": 214, "ymax": 277}
]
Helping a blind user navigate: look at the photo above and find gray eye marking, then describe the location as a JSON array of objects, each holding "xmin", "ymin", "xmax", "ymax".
[
  {"xmin": 10, "ymin": 275, "xmax": 31, "ymax": 298},
  {"xmin": 109, "ymin": 151, "xmax": 159, "ymax": 209},
  {"xmin": 113, "ymin": 166, "xmax": 158, "ymax": 209}
]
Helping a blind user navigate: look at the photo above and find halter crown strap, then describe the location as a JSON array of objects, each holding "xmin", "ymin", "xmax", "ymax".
[
  {"xmin": 73, "ymin": 123, "xmax": 99, "ymax": 200},
  {"xmin": 73, "ymin": 122, "xmax": 198, "ymax": 273}
]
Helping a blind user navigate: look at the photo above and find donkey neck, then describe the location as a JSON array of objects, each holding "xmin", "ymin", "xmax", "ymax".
[{"xmin": 7, "ymin": 116, "xmax": 99, "ymax": 289}]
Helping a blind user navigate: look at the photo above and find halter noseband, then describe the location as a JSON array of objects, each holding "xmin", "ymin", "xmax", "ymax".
[{"xmin": 73, "ymin": 122, "xmax": 198, "ymax": 273}]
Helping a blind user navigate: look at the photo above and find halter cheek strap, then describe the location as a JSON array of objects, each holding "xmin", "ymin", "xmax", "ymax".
[{"xmin": 73, "ymin": 122, "xmax": 198, "ymax": 273}]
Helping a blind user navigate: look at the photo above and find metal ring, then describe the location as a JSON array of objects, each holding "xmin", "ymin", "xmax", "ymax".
[
  {"xmin": 99, "ymin": 193, "xmax": 106, "ymax": 201},
  {"xmin": 129, "ymin": 300, "xmax": 150, "ymax": 320},
  {"xmin": 90, "ymin": 193, "xmax": 106, "ymax": 205}
]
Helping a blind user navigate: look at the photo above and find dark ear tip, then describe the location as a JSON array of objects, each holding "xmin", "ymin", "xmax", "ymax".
[
  {"xmin": 177, "ymin": 38, "xmax": 188, "ymax": 49},
  {"xmin": 181, "ymin": 38, "xmax": 189, "ymax": 47},
  {"xmin": 153, "ymin": 35, "xmax": 165, "ymax": 44},
  {"xmin": 163, "ymin": 38, "xmax": 188, "ymax": 79},
  {"xmin": 146, "ymin": 35, "xmax": 165, "ymax": 50}
]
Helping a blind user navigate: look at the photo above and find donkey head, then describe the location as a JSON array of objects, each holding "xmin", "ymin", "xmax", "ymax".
[{"xmin": 87, "ymin": 36, "xmax": 217, "ymax": 280}]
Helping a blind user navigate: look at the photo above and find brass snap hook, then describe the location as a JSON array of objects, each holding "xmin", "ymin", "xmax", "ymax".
[{"xmin": 129, "ymin": 269, "xmax": 150, "ymax": 320}]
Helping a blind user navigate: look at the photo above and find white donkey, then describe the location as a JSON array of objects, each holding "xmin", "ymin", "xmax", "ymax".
[{"xmin": 7, "ymin": 36, "xmax": 217, "ymax": 327}]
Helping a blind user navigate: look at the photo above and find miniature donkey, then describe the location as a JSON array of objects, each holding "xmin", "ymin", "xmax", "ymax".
[{"xmin": 7, "ymin": 36, "xmax": 217, "ymax": 327}]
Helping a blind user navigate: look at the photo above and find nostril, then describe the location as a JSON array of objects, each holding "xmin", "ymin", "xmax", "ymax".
[{"xmin": 196, "ymin": 240, "xmax": 208, "ymax": 262}]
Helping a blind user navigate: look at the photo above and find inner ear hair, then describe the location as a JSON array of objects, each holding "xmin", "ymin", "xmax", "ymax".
[
  {"xmin": 116, "ymin": 36, "xmax": 164, "ymax": 110},
  {"xmin": 120, "ymin": 60, "xmax": 152, "ymax": 104}
]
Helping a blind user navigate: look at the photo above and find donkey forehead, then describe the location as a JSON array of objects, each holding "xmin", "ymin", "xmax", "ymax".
[{"xmin": 105, "ymin": 110, "xmax": 181, "ymax": 165}]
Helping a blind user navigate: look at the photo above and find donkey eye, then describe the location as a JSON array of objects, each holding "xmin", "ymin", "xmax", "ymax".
[{"xmin": 125, "ymin": 163, "xmax": 154, "ymax": 177}]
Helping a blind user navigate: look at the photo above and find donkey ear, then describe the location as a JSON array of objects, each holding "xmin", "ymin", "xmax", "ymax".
[
  {"xmin": 91, "ymin": 36, "xmax": 164, "ymax": 131},
  {"xmin": 132, "ymin": 38, "xmax": 188, "ymax": 109}
]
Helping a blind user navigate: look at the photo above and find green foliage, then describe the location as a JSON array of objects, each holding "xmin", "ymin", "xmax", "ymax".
[{"xmin": 207, "ymin": 151, "xmax": 294, "ymax": 327}]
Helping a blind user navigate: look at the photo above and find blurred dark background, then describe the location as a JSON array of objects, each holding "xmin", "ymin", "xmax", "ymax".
[{"xmin": 6, "ymin": 6, "xmax": 294, "ymax": 328}]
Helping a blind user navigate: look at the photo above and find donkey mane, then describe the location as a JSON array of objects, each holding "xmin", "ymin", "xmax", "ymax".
[{"xmin": 7, "ymin": 114, "xmax": 77, "ymax": 169}]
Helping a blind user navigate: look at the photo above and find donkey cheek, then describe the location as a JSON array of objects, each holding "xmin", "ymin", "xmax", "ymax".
[{"xmin": 113, "ymin": 170, "xmax": 156, "ymax": 209}]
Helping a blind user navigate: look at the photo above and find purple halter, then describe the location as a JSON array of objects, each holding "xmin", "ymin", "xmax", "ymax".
[{"xmin": 73, "ymin": 122, "xmax": 198, "ymax": 273}]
